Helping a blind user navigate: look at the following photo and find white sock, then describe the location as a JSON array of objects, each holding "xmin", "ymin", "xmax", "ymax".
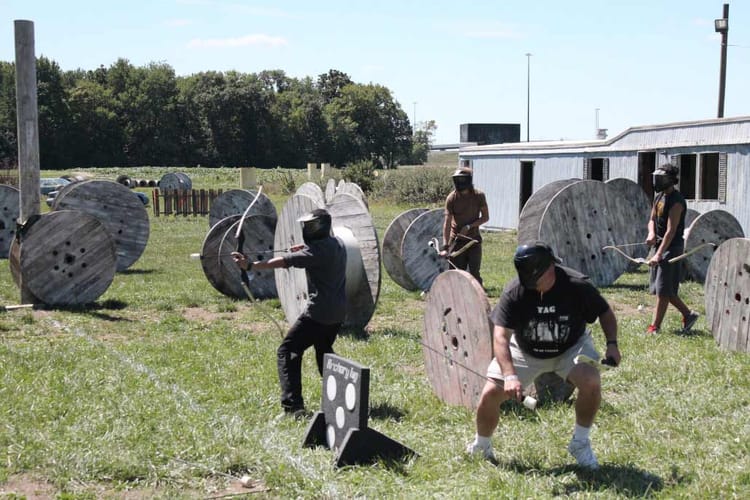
[
  {"xmin": 474, "ymin": 434, "xmax": 492, "ymax": 449},
  {"xmin": 573, "ymin": 424, "xmax": 591, "ymax": 441}
]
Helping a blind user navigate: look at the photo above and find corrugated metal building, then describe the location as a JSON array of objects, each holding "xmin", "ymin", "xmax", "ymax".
[{"xmin": 460, "ymin": 116, "xmax": 750, "ymax": 233}]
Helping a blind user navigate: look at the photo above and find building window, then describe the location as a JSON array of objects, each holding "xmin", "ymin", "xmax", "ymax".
[
  {"xmin": 583, "ymin": 158, "xmax": 609, "ymax": 181},
  {"xmin": 672, "ymin": 152, "xmax": 727, "ymax": 202}
]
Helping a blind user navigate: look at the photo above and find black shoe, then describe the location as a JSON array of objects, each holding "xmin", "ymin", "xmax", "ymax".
[{"xmin": 283, "ymin": 406, "xmax": 310, "ymax": 420}]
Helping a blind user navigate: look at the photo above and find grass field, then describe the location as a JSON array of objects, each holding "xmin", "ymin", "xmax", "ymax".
[{"xmin": 1, "ymin": 166, "xmax": 748, "ymax": 499}]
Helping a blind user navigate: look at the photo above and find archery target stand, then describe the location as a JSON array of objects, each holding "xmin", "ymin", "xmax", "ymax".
[{"xmin": 303, "ymin": 354, "xmax": 416, "ymax": 467}]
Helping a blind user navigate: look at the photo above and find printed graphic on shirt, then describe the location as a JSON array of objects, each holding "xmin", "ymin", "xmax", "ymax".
[{"xmin": 521, "ymin": 305, "xmax": 572, "ymax": 354}]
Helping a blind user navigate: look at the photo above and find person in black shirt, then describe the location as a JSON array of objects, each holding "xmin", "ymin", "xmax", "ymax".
[
  {"xmin": 645, "ymin": 164, "xmax": 699, "ymax": 334},
  {"xmin": 233, "ymin": 208, "xmax": 347, "ymax": 417},
  {"xmin": 467, "ymin": 242, "xmax": 620, "ymax": 469}
]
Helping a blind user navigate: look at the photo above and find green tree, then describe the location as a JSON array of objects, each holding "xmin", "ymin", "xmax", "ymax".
[
  {"xmin": 409, "ymin": 119, "xmax": 437, "ymax": 164},
  {"xmin": 36, "ymin": 56, "xmax": 73, "ymax": 169},
  {"xmin": 0, "ymin": 62, "xmax": 16, "ymax": 168}
]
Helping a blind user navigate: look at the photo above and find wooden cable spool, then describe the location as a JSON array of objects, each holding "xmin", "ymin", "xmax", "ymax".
[
  {"xmin": 337, "ymin": 181, "xmax": 367, "ymax": 207},
  {"xmin": 9, "ymin": 210, "xmax": 116, "ymax": 305},
  {"xmin": 401, "ymin": 208, "xmax": 449, "ymax": 291},
  {"xmin": 217, "ymin": 215, "xmax": 278, "ymax": 299},
  {"xmin": 518, "ymin": 178, "xmax": 581, "ymax": 245},
  {"xmin": 208, "ymin": 188, "xmax": 277, "ymax": 229},
  {"xmin": 159, "ymin": 172, "xmax": 192, "ymax": 191},
  {"xmin": 52, "ymin": 179, "xmax": 150, "ymax": 271},
  {"xmin": 324, "ymin": 178, "xmax": 337, "ymax": 205},
  {"xmin": 0, "ymin": 184, "xmax": 20, "ymax": 258},
  {"xmin": 296, "ymin": 182, "xmax": 326, "ymax": 207},
  {"xmin": 422, "ymin": 270, "xmax": 492, "ymax": 409},
  {"xmin": 684, "ymin": 209, "xmax": 744, "ymax": 283},
  {"xmin": 273, "ymin": 186, "xmax": 381, "ymax": 330},
  {"xmin": 199, "ymin": 215, "xmax": 241, "ymax": 297},
  {"xmin": 704, "ymin": 238, "xmax": 750, "ymax": 353},
  {"xmin": 382, "ymin": 208, "xmax": 428, "ymax": 291},
  {"xmin": 604, "ymin": 177, "xmax": 651, "ymax": 265}
]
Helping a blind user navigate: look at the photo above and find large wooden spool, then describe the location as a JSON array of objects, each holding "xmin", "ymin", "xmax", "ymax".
[
  {"xmin": 382, "ymin": 208, "xmax": 428, "ymax": 291},
  {"xmin": 219, "ymin": 216, "xmax": 278, "ymax": 299},
  {"xmin": 199, "ymin": 215, "xmax": 241, "ymax": 297},
  {"xmin": 296, "ymin": 182, "xmax": 326, "ymax": 207},
  {"xmin": 604, "ymin": 177, "xmax": 651, "ymax": 263},
  {"xmin": 274, "ymin": 186, "xmax": 380, "ymax": 330},
  {"xmin": 159, "ymin": 172, "xmax": 192, "ymax": 191},
  {"xmin": 0, "ymin": 185, "xmax": 20, "ymax": 258},
  {"xmin": 9, "ymin": 211, "xmax": 117, "ymax": 305},
  {"xmin": 207, "ymin": 188, "xmax": 277, "ymax": 228},
  {"xmin": 704, "ymin": 238, "xmax": 750, "ymax": 353},
  {"xmin": 52, "ymin": 179, "xmax": 150, "ymax": 271},
  {"xmin": 518, "ymin": 179, "xmax": 581, "ymax": 245},
  {"xmin": 422, "ymin": 270, "xmax": 492, "ymax": 409},
  {"xmin": 324, "ymin": 178, "xmax": 337, "ymax": 205},
  {"xmin": 401, "ymin": 209, "xmax": 449, "ymax": 291},
  {"xmin": 684, "ymin": 209, "xmax": 744, "ymax": 283}
]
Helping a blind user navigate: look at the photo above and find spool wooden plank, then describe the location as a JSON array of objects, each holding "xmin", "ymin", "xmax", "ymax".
[
  {"xmin": 539, "ymin": 180, "xmax": 628, "ymax": 287},
  {"xmin": 422, "ymin": 270, "xmax": 492, "ymax": 410},
  {"xmin": 684, "ymin": 209, "xmax": 744, "ymax": 284},
  {"xmin": 704, "ymin": 238, "xmax": 750, "ymax": 353},
  {"xmin": 11, "ymin": 210, "xmax": 116, "ymax": 305},
  {"xmin": 159, "ymin": 172, "xmax": 192, "ymax": 191},
  {"xmin": 216, "ymin": 215, "xmax": 278, "ymax": 300},
  {"xmin": 53, "ymin": 180, "xmax": 150, "ymax": 271},
  {"xmin": 208, "ymin": 188, "xmax": 277, "ymax": 228},
  {"xmin": 604, "ymin": 177, "xmax": 651, "ymax": 264},
  {"xmin": 401, "ymin": 209, "xmax": 449, "ymax": 291},
  {"xmin": 296, "ymin": 182, "xmax": 326, "ymax": 207},
  {"xmin": 274, "ymin": 194, "xmax": 324, "ymax": 325},
  {"xmin": 518, "ymin": 179, "xmax": 581, "ymax": 244},
  {"xmin": 338, "ymin": 182, "xmax": 367, "ymax": 207},
  {"xmin": 0, "ymin": 184, "xmax": 20, "ymax": 258},
  {"xmin": 328, "ymin": 192, "xmax": 380, "ymax": 329},
  {"xmin": 199, "ymin": 215, "xmax": 240, "ymax": 297},
  {"xmin": 382, "ymin": 208, "xmax": 428, "ymax": 291},
  {"xmin": 324, "ymin": 178, "xmax": 336, "ymax": 205},
  {"xmin": 53, "ymin": 180, "xmax": 148, "ymax": 269}
]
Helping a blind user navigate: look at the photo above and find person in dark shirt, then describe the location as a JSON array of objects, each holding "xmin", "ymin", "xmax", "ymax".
[
  {"xmin": 645, "ymin": 164, "xmax": 699, "ymax": 334},
  {"xmin": 439, "ymin": 166, "xmax": 489, "ymax": 285},
  {"xmin": 232, "ymin": 208, "xmax": 347, "ymax": 417},
  {"xmin": 466, "ymin": 242, "xmax": 620, "ymax": 469}
]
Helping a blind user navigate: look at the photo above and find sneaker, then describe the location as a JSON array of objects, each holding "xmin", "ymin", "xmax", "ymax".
[
  {"xmin": 567, "ymin": 438, "xmax": 599, "ymax": 470},
  {"xmin": 682, "ymin": 311, "xmax": 699, "ymax": 333},
  {"xmin": 645, "ymin": 324, "xmax": 660, "ymax": 335},
  {"xmin": 466, "ymin": 441, "xmax": 496, "ymax": 462}
]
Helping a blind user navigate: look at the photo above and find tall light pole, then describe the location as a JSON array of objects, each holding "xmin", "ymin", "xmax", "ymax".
[
  {"xmin": 525, "ymin": 53, "xmax": 532, "ymax": 142},
  {"xmin": 715, "ymin": 3, "xmax": 729, "ymax": 118}
]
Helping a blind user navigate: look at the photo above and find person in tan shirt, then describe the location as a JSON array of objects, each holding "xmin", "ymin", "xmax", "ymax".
[{"xmin": 439, "ymin": 166, "xmax": 489, "ymax": 285}]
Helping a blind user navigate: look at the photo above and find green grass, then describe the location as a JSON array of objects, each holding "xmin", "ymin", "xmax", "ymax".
[{"xmin": 1, "ymin": 166, "xmax": 749, "ymax": 498}]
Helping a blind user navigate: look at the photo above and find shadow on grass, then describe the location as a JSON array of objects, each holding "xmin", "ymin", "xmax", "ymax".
[
  {"xmin": 506, "ymin": 459, "xmax": 666, "ymax": 497},
  {"xmin": 369, "ymin": 402, "xmax": 405, "ymax": 422},
  {"xmin": 54, "ymin": 299, "xmax": 133, "ymax": 322},
  {"xmin": 119, "ymin": 268, "xmax": 157, "ymax": 275},
  {"xmin": 604, "ymin": 282, "xmax": 648, "ymax": 292}
]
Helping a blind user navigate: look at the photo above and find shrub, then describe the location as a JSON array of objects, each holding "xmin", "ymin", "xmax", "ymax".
[
  {"xmin": 342, "ymin": 160, "xmax": 376, "ymax": 193},
  {"xmin": 372, "ymin": 166, "xmax": 453, "ymax": 205}
]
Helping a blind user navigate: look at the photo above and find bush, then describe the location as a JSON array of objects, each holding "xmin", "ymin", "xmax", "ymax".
[
  {"xmin": 371, "ymin": 166, "xmax": 453, "ymax": 205},
  {"xmin": 342, "ymin": 160, "xmax": 376, "ymax": 193}
]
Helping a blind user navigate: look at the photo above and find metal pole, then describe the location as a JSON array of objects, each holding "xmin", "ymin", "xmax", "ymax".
[
  {"xmin": 525, "ymin": 53, "xmax": 532, "ymax": 142},
  {"xmin": 717, "ymin": 4, "xmax": 729, "ymax": 118}
]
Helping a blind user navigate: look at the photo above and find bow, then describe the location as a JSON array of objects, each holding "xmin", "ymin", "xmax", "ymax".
[
  {"xmin": 603, "ymin": 242, "xmax": 718, "ymax": 266},
  {"xmin": 234, "ymin": 186, "xmax": 285, "ymax": 338},
  {"xmin": 667, "ymin": 242, "xmax": 717, "ymax": 264},
  {"xmin": 601, "ymin": 245, "xmax": 649, "ymax": 265}
]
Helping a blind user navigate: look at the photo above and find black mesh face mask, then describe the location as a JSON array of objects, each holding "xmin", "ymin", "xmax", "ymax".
[
  {"xmin": 652, "ymin": 170, "xmax": 676, "ymax": 192},
  {"xmin": 452, "ymin": 171, "xmax": 473, "ymax": 191},
  {"xmin": 513, "ymin": 243, "xmax": 560, "ymax": 288},
  {"xmin": 299, "ymin": 210, "xmax": 331, "ymax": 242}
]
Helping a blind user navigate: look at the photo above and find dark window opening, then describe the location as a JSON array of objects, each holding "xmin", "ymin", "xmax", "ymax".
[
  {"xmin": 638, "ymin": 152, "xmax": 656, "ymax": 199},
  {"xmin": 676, "ymin": 154, "xmax": 696, "ymax": 200},
  {"xmin": 519, "ymin": 161, "xmax": 534, "ymax": 214},
  {"xmin": 700, "ymin": 153, "xmax": 719, "ymax": 200}
]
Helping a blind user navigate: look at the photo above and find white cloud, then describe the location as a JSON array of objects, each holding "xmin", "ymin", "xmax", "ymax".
[{"xmin": 187, "ymin": 34, "xmax": 288, "ymax": 49}]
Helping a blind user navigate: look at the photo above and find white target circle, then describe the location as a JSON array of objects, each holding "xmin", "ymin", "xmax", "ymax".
[
  {"xmin": 335, "ymin": 406, "xmax": 345, "ymax": 428},
  {"xmin": 326, "ymin": 375, "xmax": 337, "ymax": 401},
  {"xmin": 326, "ymin": 424, "xmax": 336, "ymax": 449},
  {"xmin": 345, "ymin": 383, "xmax": 356, "ymax": 411}
]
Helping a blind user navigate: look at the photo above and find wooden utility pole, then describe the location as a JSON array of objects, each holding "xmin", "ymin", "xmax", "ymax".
[{"xmin": 14, "ymin": 20, "xmax": 40, "ymax": 303}]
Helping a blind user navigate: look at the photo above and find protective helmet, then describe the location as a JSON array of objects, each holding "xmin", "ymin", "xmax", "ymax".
[
  {"xmin": 298, "ymin": 208, "xmax": 332, "ymax": 242},
  {"xmin": 513, "ymin": 241, "xmax": 561, "ymax": 288},
  {"xmin": 452, "ymin": 167, "xmax": 473, "ymax": 191},
  {"xmin": 653, "ymin": 164, "xmax": 679, "ymax": 193}
]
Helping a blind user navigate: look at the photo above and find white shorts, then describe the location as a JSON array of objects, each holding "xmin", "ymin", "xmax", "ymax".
[{"xmin": 486, "ymin": 331, "xmax": 599, "ymax": 387}]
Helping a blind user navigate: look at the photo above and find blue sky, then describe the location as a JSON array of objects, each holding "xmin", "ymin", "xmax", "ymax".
[{"xmin": 2, "ymin": 1, "xmax": 748, "ymax": 144}]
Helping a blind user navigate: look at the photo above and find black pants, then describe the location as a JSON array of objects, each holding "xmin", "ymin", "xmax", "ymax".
[
  {"xmin": 449, "ymin": 241, "xmax": 483, "ymax": 286},
  {"xmin": 277, "ymin": 315, "xmax": 341, "ymax": 412}
]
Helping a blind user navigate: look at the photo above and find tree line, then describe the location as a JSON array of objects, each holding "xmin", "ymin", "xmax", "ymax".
[{"xmin": 0, "ymin": 57, "xmax": 434, "ymax": 170}]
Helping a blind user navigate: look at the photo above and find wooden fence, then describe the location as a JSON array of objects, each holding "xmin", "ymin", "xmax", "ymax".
[{"xmin": 151, "ymin": 189, "xmax": 224, "ymax": 217}]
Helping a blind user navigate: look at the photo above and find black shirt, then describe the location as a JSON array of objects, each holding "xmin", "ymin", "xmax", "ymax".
[
  {"xmin": 652, "ymin": 189, "xmax": 686, "ymax": 251},
  {"xmin": 490, "ymin": 266, "xmax": 610, "ymax": 358}
]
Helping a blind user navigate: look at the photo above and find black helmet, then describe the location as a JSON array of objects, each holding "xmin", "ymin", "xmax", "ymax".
[
  {"xmin": 513, "ymin": 241, "xmax": 561, "ymax": 288},
  {"xmin": 452, "ymin": 167, "xmax": 473, "ymax": 191},
  {"xmin": 653, "ymin": 164, "xmax": 679, "ymax": 192},
  {"xmin": 298, "ymin": 208, "xmax": 332, "ymax": 242}
]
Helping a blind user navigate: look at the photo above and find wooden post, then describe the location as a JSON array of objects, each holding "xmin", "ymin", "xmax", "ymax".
[
  {"xmin": 240, "ymin": 167, "xmax": 256, "ymax": 188},
  {"xmin": 307, "ymin": 163, "xmax": 317, "ymax": 180},
  {"xmin": 321, "ymin": 163, "xmax": 329, "ymax": 179},
  {"xmin": 14, "ymin": 20, "xmax": 40, "ymax": 304}
]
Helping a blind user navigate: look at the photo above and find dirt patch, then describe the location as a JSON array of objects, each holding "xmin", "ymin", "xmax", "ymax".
[
  {"xmin": 183, "ymin": 306, "xmax": 225, "ymax": 323},
  {"xmin": 1, "ymin": 474, "xmax": 56, "ymax": 499}
]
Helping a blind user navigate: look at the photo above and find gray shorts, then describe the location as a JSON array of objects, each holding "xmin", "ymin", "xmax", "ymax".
[
  {"xmin": 486, "ymin": 331, "xmax": 599, "ymax": 387},
  {"xmin": 649, "ymin": 253, "xmax": 682, "ymax": 296}
]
